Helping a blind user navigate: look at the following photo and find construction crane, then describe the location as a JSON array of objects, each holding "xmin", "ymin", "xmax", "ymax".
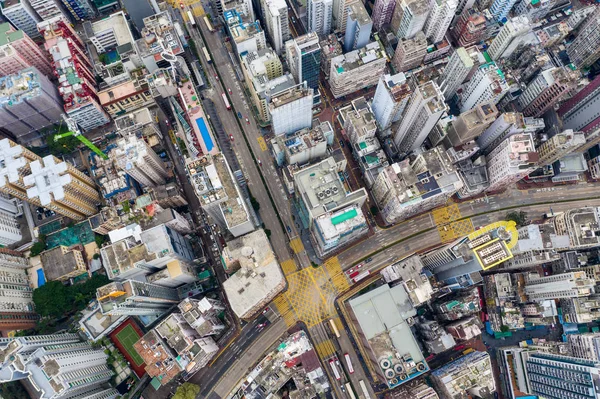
[{"xmin": 54, "ymin": 115, "xmax": 108, "ymax": 160}]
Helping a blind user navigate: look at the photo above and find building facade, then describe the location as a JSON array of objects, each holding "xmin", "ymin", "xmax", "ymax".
[
  {"xmin": 329, "ymin": 41, "xmax": 387, "ymax": 98},
  {"xmin": 0, "ymin": 23, "xmax": 52, "ymax": 76}
]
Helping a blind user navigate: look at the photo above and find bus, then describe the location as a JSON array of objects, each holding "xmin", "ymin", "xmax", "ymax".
[
  {"xmin": 329, "ymin": 319, "xmax": 340, "ymax": 338},
  {"xmin": 329, "ymin": 360, "xmax": 341, "ymax": 381},
  {"xmin": 353, "ymin": 270, "xmax": 370, "ymax": 283},
  {"xmin": 187, "ymin": 10, "xmax": 195, "ymax": 25},
  {"xmin": 345, "ymin": 383, "xmax": 356, "ymax": 399},
  {"xmin": 359, "ymin": 380, "xmax": 372, "ymax": 399},
  {"xmin": 204, "ymin": 16, "xmax": 214, "ymax": 32},
  {"xmin": 202, "ymin": 47, "xmax": 212, "ymax": 64},
  {"xmin": 344, "ymin": 353, "xmax": 354, "ymax": 374},
  {"xmin": 222, "ymin": 93, "xmax": 231, "ymax": 110}
]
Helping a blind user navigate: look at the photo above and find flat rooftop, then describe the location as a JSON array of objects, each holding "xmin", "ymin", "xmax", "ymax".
[
  {"xmin": 270, "ymin": 83, "xmax": 312, "ymax": 109},
  {"xmin": 348, "ymin": 1, "xmax": 371, "ymax": 26},
  {"xmin": 86, "ymin": 11, "xmax": 133, "ymax": 47},
  {"xmin": 0, "ymin": 67, "xmax": 47, "ymax": 106},
  {"xmin": 331, "ymin": 41, "xmax": 385, "ymax": 75},
  {"xmin": 133, "ymin": 330, "xmax": 182, "ymax": 385},
  {"xmin": 315, "ymin": 204, "xmax": 366, "ymax": 241}
]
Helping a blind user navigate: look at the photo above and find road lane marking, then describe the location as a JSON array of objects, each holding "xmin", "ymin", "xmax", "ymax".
[{"xmin": 257, "ymin": 136, "xmax": 268, "ymax": 151}]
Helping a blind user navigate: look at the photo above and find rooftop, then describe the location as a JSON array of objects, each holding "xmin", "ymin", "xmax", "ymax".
[
  {"xmin": 84, "ymin": 11, "xmax": 134, "ymax": 48},
  {"xmin": 0, "ymin": 67, "xmax": 50, "ymax": 107},
  {"xmin": 136, "ymin": 11, "xmax": 183, "ymax": 59},
  {"xmin": 277, "ymin": 121, "xmax": 332, "ymax": 157},
  {"xmin": 315, "ymin": 205, "xmax": 366, "ymax": 241},
  {"xmin": 40, "ymin": 246, "xmax": 85, "ymax": 281},
  {"xmin": 505, "ymin": 134, "xmax": 539, "ymax": 167},
  {"xmin": 0, "ymin": 22, "xmax": 25, "ymax": 47},
  {"xmin": 348, "ymin": 1, "xmax": 371, "ymax": 26},
  {"xmin": 331, "ymin": 42, "xmax": 385, "ymax": 75},
  {"xmin": 133, "ymin": 330, "xmax": 182, "ymax": 385},
  {"xmin": 270, "ymin": 82, "xmax": 313, "ymax": 109}
]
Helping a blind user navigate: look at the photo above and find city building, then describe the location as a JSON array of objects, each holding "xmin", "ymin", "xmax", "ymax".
[
  {"xmin": 312, "ymin": 203, "xmax": 368, "ymax": 256},
  {"xmin": 269, "ymin": 82, "xmax": 314, "ymax": 135},
  {"xmin": 319, "ymin": 34, "xmax": 343, "ymax": 78},
  {"xmin": 430, "ymin": 351, "xmax": 495, "ymax": 398},
  {"xmin": 333, "ymin": 0, "xmax": 348, "ymax": 31},
  {"xmin": 562, "ymin": 296, "xmax": 600, "ymax": 324},
  {"xmin": 348, "ymin": 283, "xmax": 429, "ymax": 388},
  {"xmin": 372, "ymin": 0, "xmax": 396, "ymax": 31},
  {"xmin": 391, "ymin": 0, "xmax": 430, "ymax": 39},
  {"xmin": 134, "ymin": 330, "xmax": 183, "ymax": 385},
  {"xmin": 0, "ymin": 0, "xmax": 41, "ymax": 39},
  {"xmin": 514, "ymin": 0, "xmax": 553, "ymax": 22},
  {"xmin": 0, "ymin": 67, "xmax": 64, "ymax": 146},
  {"xmin": 146, "ymin": 261, "xmax": 198, "ymax": 288},
  {"xmin": 59, "ymin": 0, "xmax": 96, "ymax": 21},
  {"xmin": 559, "ymin": 75, "xmax": 600, "ymax": 152},
  {"xmin": 553, "ymin": 207, "xmax": 600, "ymax": 250},
  {"xmin": 489, "ymin": 0, "xmax": 520, "ymax": 22},
  {"xmin": 501, "ymin": 224, "xmax": 562, "ymax": 269},
  {"xmin": 0, "ymin": 333, "xmax": 114, "ymax": 399},
  {"xmin": 154, "ymin": 313, "xmax": 219, "ymax": 376},
  {"xmin": 97, "ymin": 73, "xmax": 153, "ymax": 116},
  {"xmin": 424, "ymin": 0, "xmax": 457, "ymax": 44},
  {"xmin": 186, "ymin": 154, "xmax": 255, "ymax": 237},
  {"xmin": 391, "ymin": 31, "xmax": 428, "ymax": 72},
  {"xmin": 329, "ymin": 41, "xmax": 387, "ymax": 99},
  {"xmin": 286, "ymin": 33, "xmax": 321, "ymax": 94},
  {"xmin": 460, "ymin": 62, "xmax": 509, "ymax": 112},
  {"xmin": 568, "ymin": 333, "xmax": 600, "ymax": 361},
  {"xmin": 241, "ymin": 48, "xmax": 285, "ymax": 122},
  {"xmin": 0, "ymin": 250, "xmax": 37, "ymax": 330},
  {"xmin": 380, "ymin": 255, "xmax": 434, "ymax": 305},
  {"xmin": 40, "ymin": 245, "xmax": 87, "ymax": 281},
  {"xmin": 28, "ymin": 0, "xmax": 68, "ymax": 21},
  {"xmin": 393, "ymin": 80, "xmax": 447, "ymax": 154},
  {"xmin": 222, "ymin": 0, "xmax": 255, "ymax": 19},
  {"xmin": 389, "ymin": 379, "xmax": 440, "ymax": 399},
  {"xmin": 456, "ymin": 157, "xmax": 489, "ymax": 199},
  {"xmin": 109, "ymin": 135, "xmax": 169, "ymax": 187},
  {"xmin": 487, "ymin": 16, "xmax": 532, "ymax": 60},
  {"xmin": 97, "ymin": 280, "xmax": 180, "ymax": 316},
  {"xmin": 271, "ymin": 121, "xmax": 333, "ymax": 166},
  {"xmin": 486, "ymin": 133, "xmax": 538, "ymax": 192},
  {"xmin": 307, "ymin": 0, "xmax": 332, "ymax": 35},
  {"xmin": 567, "ymin": 6, "xmax": 600, "ymax": 69},
  {"xmin": 437, "ymin": 47, "xmax": 475, "ymax": 100},
  {"xmin": 535, "ymin": 21, "xmax": 569, "ymax": 48},
  {"xmin": 343, "ymin": 1, "xmax": 372, "ymax": 52},
  {"xmin": 371, "ymin": 73, "xmax": 411, "ymax": 132},
  {"xmin": 227, "ymin": 13, "xmax": 267, "ymax": 56},
  {"xmin": 517, "ymin": 67, "xmax": 578, "ymax": 117},
  {"xmin": 477, "ymin": 112, "xmax": 544, "ymax": 152},
  {"xmin": 536, "ymin": 130, "xmax": 586, "ymax": 166},
  {"xmin": 373, "ymin": 147, "xmax": 463, "ymax": 224},
  {"xmin": 262, "ymin": 0, "xmax": 290, "ymax": 54},
  {"xmin": 0, "ymin": 23, "xmax": 52, "ymax": 76},
  {"xmin": 221, "ymin": 229, "xmax": 285, "ymax": 319},
  {"xmin": 443, "ymin": 101, "xmax": 498, "ymax": 147},
  {"xmin": 524, "ymin": 271, "xmax": 595, "ymax": 301},
  {"xmin": 38, "ymin": 17, "xmax": 111, "ymax": 131},
  {"xmin": 178, "ymin": 297, "xmax": 226, "ymax": 337},
  {"xmin": 135, "ymin": 10, "xmax": 185, "ymax": 72},
  {"xmin": 452, "ymin": 7, "xmax": 487, "ymax": 47}
]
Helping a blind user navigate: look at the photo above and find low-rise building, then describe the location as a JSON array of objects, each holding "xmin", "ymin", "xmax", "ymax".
[
  {"xmin": 40, "ymin": 245, "xmax": 87, "ymax": 282},
  {"xmin": 271, "ymin": 121, "xmax": 333, "ymax": 166},
  {"xmin": 178, "ymin": 297, "xmax": 226, "ymax": 337},
  {"xmin": 134, "ymin": 330, "xmax": 183, "ymax": 386}
]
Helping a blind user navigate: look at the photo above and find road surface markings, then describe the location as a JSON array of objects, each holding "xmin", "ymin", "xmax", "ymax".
[
  {"xmin": 324, "ymin": 257, "xmax": 350, "ymax": 292},
  {"xmin": 257, "ymin": 136, "xmax": 268, "ymax": 151},
  {"xmin": 289, "ymin": 237, "xmax": 304, "ymax": 254},
  {"xmin": 432, "ymin": 203, "xmax": 461, "ymax": 226},
  {"xmin": 314, "ymin": 339, "xmax": 336, "ymax": 359},
  {"xmin": 280, "ymin": 259, "xmax": 298, "ymax": 275},
  {"xmin": 272, "ymin": 294, "xmax": 297, "ymax": 327}
]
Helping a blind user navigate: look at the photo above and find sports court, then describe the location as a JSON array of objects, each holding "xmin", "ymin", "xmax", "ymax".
[{"xmin": 109, "ymin": 319, "xmax": 146, "ymax": 378}]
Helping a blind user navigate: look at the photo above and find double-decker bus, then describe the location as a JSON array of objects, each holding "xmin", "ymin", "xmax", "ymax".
[
  {"xmin": 202, "ymin": 47, "xmax": 212, "ymax": 64},
  {"xmin": 329, "ymin": 319, "xmax": 340, "ymax": 338},
  {"xmin": 359, "ymin": 380, "xmax": 372, "ymax": 399},
  {"xmin": 204, "ymin": 16, "xmax": 214, "ymax": 32},
  {"xmin": 329, "ymin": 360, "xmax": 341, "ymax": 381},
  {"xmin": 222, "ymin": 93, "xmax": 231, "ymax": 110},
  {"xmin": 344, "ymin": 353, "xmax": 354, "ymax": 374}
]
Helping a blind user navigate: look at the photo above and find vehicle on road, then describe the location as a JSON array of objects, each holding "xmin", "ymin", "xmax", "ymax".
[
  {"xmin": 329, "ymin": 319, "xmax": 340, "ymax": 338},
  {"xmin": 286, "ymin": 225, "xmax": 292, "ymax": 234},
  {"xmin": 366, "ymin": 257, "xmax": 372, "ymax": 263},
  {"xmin": 222, "ymin": 93, "xmax": 231, "ymax": 110},
  {"xmin": 228, "ymin": 88, "xmax": 232, "ymax": 94},
  {"xmin": 359, "ymin": 380, "xmax": 371, "ymax": 399},
  {"xmin": 187, "ymin": 10, "xmax": 195, "ymax": 25},
  {"xmin": 214, "ymin": 73, "xmax": 219, "ymax": 80},
  {"xmin": 344, "ymin": 353, "xmax": 354, "ymax": 374},
  {"xmin": 237, "ymin": 111, "xmax": 242, "ymax": 118},
  {"xmin": 339, "ymin": 139, "xmax": 344, "ymax": 147},
  {"xmin": 258, "ymin": 159, "xmax": 262, "ymax": 166},
  {"xmin": 329, "ymin": 360, "xmax": 341, "ymax": 381},
  {"xmin": 245, "ymin": 117, "xmax": 250, "ymax": 124},
  {"xmin": 229, "ymin": 134, "xmax": 234, "ymax": 142},
  {"xmin": 204, "ymin": 16, "xmax": 214, "ymax": 32},
  {"xmin": 202, "ymin": 47, "xmax": 211, "ymax": 63},
  {"xmin": 345, "ymin": 383, "xmax": 356, "ymax": 399},
  {"xmin": 263, "ymin": 307, "xmax": 270, "ymax": 314}
]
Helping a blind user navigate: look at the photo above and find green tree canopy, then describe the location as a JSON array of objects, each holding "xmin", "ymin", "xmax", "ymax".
[
  {"xmin": 32, "ymin": 280, "xmax": 71, "ymax": 318},
  {"xmin": 505, "ymin": 211, "xmax": 527, "ymax": 227},
  {"xmin": 172, "ymin": 383, "xmax": 200, "ymax": 399},
  {"xmin": 46, "ymin": 133, "xmax": 80, "ymax": 155}
]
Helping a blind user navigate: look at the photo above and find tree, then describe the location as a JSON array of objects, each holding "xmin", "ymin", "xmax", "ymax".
[
  {"xmin": 172, "ymin": 383, "xmax": 200, "ymax": 399},
  {"xmin": 500, "ymin": 325, "xmax": 510, "ymax": 333},
  {"xmin": 264, "ymin": 228, "xmax": 271, "ymax": 238},
  {"xmin": 46, "ymin": 133, "xmax": 80, "ymax": 155},
  {"xmin": 30, "ymin": 240, "xmax": 46, "ymax": 257},
  {"xmin": 32, "ymin": 281, "xmax": 72, "ymax": 317},
  {"xmin": 505, "ymin": 211, "xmax": 527, "ymax": 227}
]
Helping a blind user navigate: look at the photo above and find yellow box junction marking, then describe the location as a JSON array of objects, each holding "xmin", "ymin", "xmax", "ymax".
[
  {"xmin": 324, "ymin": 256, "xmax": 350, "ymax": 293},
  {"xmin": 257, "ymin": 136, "xmax": 268, "ymax": 151},
  {"xmin": 272, "ymin": 294, "xmax": 297, "ymax": 327},
  {"xmin": 280, "ymin": 259, "xmax": 298, "ymax": 275},
  {"xmin": 289, "ymin": 238, "xmax": 304, "ymax": 254},
  {"xmin": 314, "ymin": 339, "xmax": 336, "ymax": 359}
]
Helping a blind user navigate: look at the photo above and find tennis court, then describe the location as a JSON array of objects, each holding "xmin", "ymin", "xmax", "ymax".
[{"xmin": 114, "ymin": 325, "xmax": 144, "ymax": 366}]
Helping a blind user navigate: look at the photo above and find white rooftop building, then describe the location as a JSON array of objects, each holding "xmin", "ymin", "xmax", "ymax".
[{"xmin": 110, "ymin": 135, "xmax": 168, "ymax": 187}]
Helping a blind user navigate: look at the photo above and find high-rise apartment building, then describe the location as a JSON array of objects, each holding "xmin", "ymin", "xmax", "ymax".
[
  {"xmin": 525, "ymin": 271, "xmax": 595, "ymax": 301},
  {"xmin": 486, "ymin": 133, "xmax": 538, "ymax": 192},
  {"xmin": 372, "ymin": 0, "xmax": 396, "ymax": 31},
  {"xmin": 178, "ymin": 297, "xmax": 226, "ymax": 337},
  {"xmin": 391, "ymin": 0, "xmax": 430, "ymax": 39},
  {"xmin": 0, "ymin": 250, "xmax": 37, "ymax": 330},
  {"xmin": 97, "ymin": 280, "xmax": 180, "ymax": 316},
  {"xmin": 487, "ymin": 16, "xmax": 531, "ymax": 60},
  {"xmin": 437, "ymin": 47, "xmax": 474, "ymax": 99},
  {"xmin": 568, "ymin": 333, "xmax": 600, "ymax": 361},
  {"xmin": 59, "ymin": 0, "xmax": 96, "ymax": 21},
  {"xmin": 39, "ymin": 17, "xmax": 110, "ymax": 131},
  {"xmin": 443, "ymin": 101, "xmax": 498, "ymax": 147},
  {"xmin": 391, "ymin": 31, "xmax": 428, "ymax": 72},
  {"xmin": 553, "ymin": 207, "xmax": 600, "ymax": 250},
  {"xmin": 371, "ymin": 73, "xmax": 411, "ymax": 132},
  {"xmin": 536, "ymin": 130, "xmax": 585, "ymax": 166},
  {"xmin": 430, "ymin": 351, "xmax": 496, "ymax": 399},
  {"xmin": 424, "ymin": 0, "xmax": 457, "ymax": 44},
  {"xmin": 514, "ymin": 0, "xmax": 553, "ymax": 22},
  {"xmin": 332, "ymin": 0, "xmax": 348, "ymax": 31},
  {"xmin": 373, "ymin": 148, "xmax": 463, "ymax": 224},
  {"xmin": 489, "ymin": 0, "xmax": 519, "ymax": 22},
  {"xmin": 452, "ymin": 8, "xmax": 487, "ymax": 46},
  {"xmin": 0, "ymin": 333, "xmax": 115, "ymax": 399},
  {"xmin": 393, "ymin": 80, "xmax": 447, "ymax": 154},
  {"xmin": 308, "ymin": 0, "xmax": 332, "ymax": 35},
  {"xmin": 567, "ymin": 6, "xmax": 600, "ymax": 69},
  {"xmin": 110, "ymin": 136, "xmax": 168, "ymax": 187},
  {"xmin": 477, "ymin": 112, "xmax": 545, "ymax": 151},
  {"xmin": 0, "ymin": 67, "xmax": 64, "ymax": 145},
  {"xmin": 269, "ymin": 82, "xmax": 314, "ymax": 135},
  {"xmin": 0, "ymin": 0, "xmax": 41, "ymax": 38},
  {"xmin": 343, "ymin": 0, "xmax": 372, "ymax": 52},
  {"xmin": 0, "ymin": 23, "xmax": 52, "ymax": 76},
  {"xmin": 0, "ymin": 139, "xmax": 101, "ymax": 220},
  {"xmin": 517, "ymin": 67, "xmax": 578, "ymax": 117},
  {"xmin": 329, "ymin": 41, "xmax": 387, "ymax": 98},
  {"xmin": 460, "ymin": 62, "xmax": 509, "ymax": 112},
  {"xmin": 285, "ymin": 33, "xmax": 321, "ymax": 93},
  {"xmin": 263, "ymin": 0, "xmax": 290, "ymax": 54},
  {"xmin": 29, "ymin": 0, "xmax": 69, "ymax": 21},
  {"xmin": 559, "ymin": 74, "xmax": 600, "ymax": 153}
]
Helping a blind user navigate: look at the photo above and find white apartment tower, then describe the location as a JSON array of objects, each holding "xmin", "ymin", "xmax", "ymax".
[
  {"xmin": 333, "ymin": 0, "xmax": 349, "ymax": 31},
  {"xmin": 264, "ymin": 0, "xmax": 290, "ymax": 54},
  {"xmin": 28, "ymin": 0, "xmax": 68, "ymax": 21},
  {"xmin": 110, "ymin": 136, "xmax": 169, "ymax": 187},
  {"xmin": 0, "ymin": 195, "xmax": 22, "ymax": 245},
  {"xmin": 568, "ymin": 333, "xmax": 600, "ymax": 361},
  {"xmin": 0, "ymin": 334, "xmax": 115, "ymax": 399},
  {"xmin": 393, "ymin": 0, "xmax": 430, "ymax": 39},
  {"xmin": 269, "ymin": 82, "xmax": 314, "ymax": 135},
  {"xmin": 424, "ymin": 0, "xmax": 457, "ymax": 44},
  {"xmin": 308, "ymin": 0, "xmax": 333, "ymax": 35},
  {"xmin": 567, "ymin": 6, "xmax": 600, "ymax": 69},
  {"xmin": 486, "ymin": 133, "xmax": 538, "ymax": 192},
  {"xmin": 460, "ymin": 62, "xmax": 509, "ymax": 112},
  {"xmin": 487, "ymin": 16, "xmax": 531, "ymax": 60},
  {"xmin": 393, "ymin": 80, "xmax": 447, "ymax": 154},
  {"xmin": 371, "ymin": 73, "xmax": 412, "ymax": 132},
  {"xmin": 525, "ymin": 271, "xmax": 595, "ymax": 301},
  {"xmin": 0, "ymin": 0, "xmax": 41, "ymax": 38},
  {"xmin": 0, "ymin": 251, "xmax": 36, "ymax": 330},
  {"xmin": 438, "ymin": 47, "xmax": 475, "ymax": 99}
]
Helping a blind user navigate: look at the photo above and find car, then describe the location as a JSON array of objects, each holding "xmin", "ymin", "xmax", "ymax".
[
  {"xmin": 258, "ymin": 159, "xmax": 262, "ymax": 166},
  {"xmin": 180, "ymin": 2, "xmax": 184, "ymax": 8},
  {"xmin": 263, "ymin": 307, "xmax": 270, "ymax": 314},
  {"xmin": 245, "ymin": 117, "xmax": 250, "ymax": 124},
  {"xmin": 286, "ymin": 225, "xmax": 292, "ymax": 233},
  {"xmin": 228, "ymin": 88, "xmax": 232, "ymax": 94},
  {"xmin": 229, "ymin": 134, "xmax": 234, "ymax": 142},
  {"xmin": 37, "ymin": 214, "xmax": 43, "ymax": 220},
  {"xmin": 214, "ymin": 74, "xmax": 219, "ymax": 80},
  {"xmin": 339, "ymin": 139, "xmax": 344, "ymax": 148},
  {"xmin": 237, "ymin": 111, "xmax": 242, "ymax": 119},
  {"xmin": 366, "ymin": 257, "xmax": 373, "ymax": 263},
  {"xmin": 356, "ymin": 262, "xmax": 364, "ymax": 269}
]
